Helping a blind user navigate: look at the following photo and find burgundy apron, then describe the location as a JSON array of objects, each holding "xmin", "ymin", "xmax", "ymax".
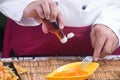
[{"xmin": 2, "ymin": 19, "xmax": 120, "ymax": 58}]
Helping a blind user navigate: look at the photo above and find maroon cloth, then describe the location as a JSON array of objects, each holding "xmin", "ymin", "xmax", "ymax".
[{"xmin": 2, "ymin": 19, "xmax": 120, "ymax": 58}]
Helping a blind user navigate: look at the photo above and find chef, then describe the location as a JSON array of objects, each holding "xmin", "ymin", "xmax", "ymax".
[{"xmin": 1, "ymin": 0, "xmax": 120, "ymax": 61}]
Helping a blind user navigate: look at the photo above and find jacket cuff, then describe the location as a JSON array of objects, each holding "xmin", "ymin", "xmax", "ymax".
[{"xmin": 0, "ymin": 0, "xmax": 36, "ymax": 21}]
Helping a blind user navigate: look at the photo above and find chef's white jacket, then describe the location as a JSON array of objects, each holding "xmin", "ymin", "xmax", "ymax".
[{"xmin": 0, "ymin": 0, "xmax": 120, "ymax": 44}]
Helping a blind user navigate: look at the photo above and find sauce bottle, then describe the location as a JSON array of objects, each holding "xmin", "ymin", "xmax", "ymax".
[
  {"xmin": 42, "ymin": 19, "xmax": 74, "ymax": 43},
  {"xmin": 42, "ymin": 19, "xmax": 67, "ymax": 43}
]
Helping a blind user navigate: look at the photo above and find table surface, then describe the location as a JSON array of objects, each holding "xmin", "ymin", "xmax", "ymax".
[{"xmin": 1, "ymin": 55, "xmax": 120, "ymax": 80}]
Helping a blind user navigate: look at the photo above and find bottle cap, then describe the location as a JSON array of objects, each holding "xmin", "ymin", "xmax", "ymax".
[
  {"xmin": 60, "ymin": 36, "xmax": 68, "ymax": 43},
  {"xmin": 60, "ymin": 32, "xmax": 75, "ymax": 43},
  {"xmin": 67, "ymin": 32, "xmax": 75, "ymax": 39}
]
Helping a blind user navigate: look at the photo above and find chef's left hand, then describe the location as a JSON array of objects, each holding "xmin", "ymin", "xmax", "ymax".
[{"xmin": 90, "ymin": 24, "xmax": 119, "ymax": 61}]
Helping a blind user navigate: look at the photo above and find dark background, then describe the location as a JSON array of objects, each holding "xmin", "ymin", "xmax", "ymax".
[{"xmin": 0, "ymin": 13, "xmax": 7, "ymax": 52}]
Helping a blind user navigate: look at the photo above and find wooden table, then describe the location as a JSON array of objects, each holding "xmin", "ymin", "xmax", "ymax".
[{"xmin": 1, "ymin": 55, "xmax": 120, "ymax": 80}]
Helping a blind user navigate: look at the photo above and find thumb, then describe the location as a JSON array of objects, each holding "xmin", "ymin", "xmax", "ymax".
[{"xmin": 42, "ymin": 24, "xmax": 49, "ymax": 34}]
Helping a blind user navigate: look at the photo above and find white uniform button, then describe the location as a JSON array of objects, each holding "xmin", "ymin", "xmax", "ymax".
[{"xmin": 82, "ymin": 5, "xmax": 87, "ymax": 10}]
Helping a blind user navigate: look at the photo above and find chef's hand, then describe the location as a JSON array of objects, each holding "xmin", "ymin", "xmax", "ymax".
[
  {"xmin": 23, "ymin": 0, "xmax": 64, "ymax": 33},
  {"xmin": 90, "ymin": 24, "xmax": 119, "ymax": 61}
]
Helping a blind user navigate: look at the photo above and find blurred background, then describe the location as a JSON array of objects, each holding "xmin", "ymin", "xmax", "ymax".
[{"xmin": 0, "ymin": 12, "xmax": 7, "ymax": 56}]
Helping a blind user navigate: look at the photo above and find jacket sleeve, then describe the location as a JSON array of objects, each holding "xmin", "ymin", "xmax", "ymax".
[
  {"xmin": 0, "ymin": 0, "xmax": 40, "ymax": 26},
  {"xmin": 93, "ymin": 0, "xmax": 120, "ymax": 45}
]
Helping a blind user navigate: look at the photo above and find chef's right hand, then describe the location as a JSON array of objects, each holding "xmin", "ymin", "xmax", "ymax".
[{"xmin": 23, "ymin": 0, "xmax": 64, "ymax": 33}]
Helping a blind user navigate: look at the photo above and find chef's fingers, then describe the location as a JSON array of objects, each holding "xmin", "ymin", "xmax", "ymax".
[
  {"xmin": 101, "ymin": 40, "xmax": 119, "ymax": 58},
  {"xmin": 40, "ymin": 1, "xmax": 50, "ymax": 20},
  {"xmin": 93, "ymin": 33, "xmax": 106, "ymax": 61},
  {"xmin": 56, "ymin": 10, "xmax": 64, "ymax": 30},
  {"xmin": 90, "ymin": 28, "xmax": 96, "ymax": 49},
  {"xmin": 49, "ymin": 1, "xmax": 58, "ymax": 22},
  {"xmin": 100, "ymin": 39, "xmax": 112, "ymax": 58},
  {"xmin": 42, "ymin": 24, "xmax": 49, "ymax": 34},
  {"xmin": 36, "ymin": 5, "xmax": 44, "ymax": 19}
]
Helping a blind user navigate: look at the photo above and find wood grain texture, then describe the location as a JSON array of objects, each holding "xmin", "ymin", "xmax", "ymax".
[{"xmin": 1, "ymin": 55, "xmax": 120, "ymax": 80}]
